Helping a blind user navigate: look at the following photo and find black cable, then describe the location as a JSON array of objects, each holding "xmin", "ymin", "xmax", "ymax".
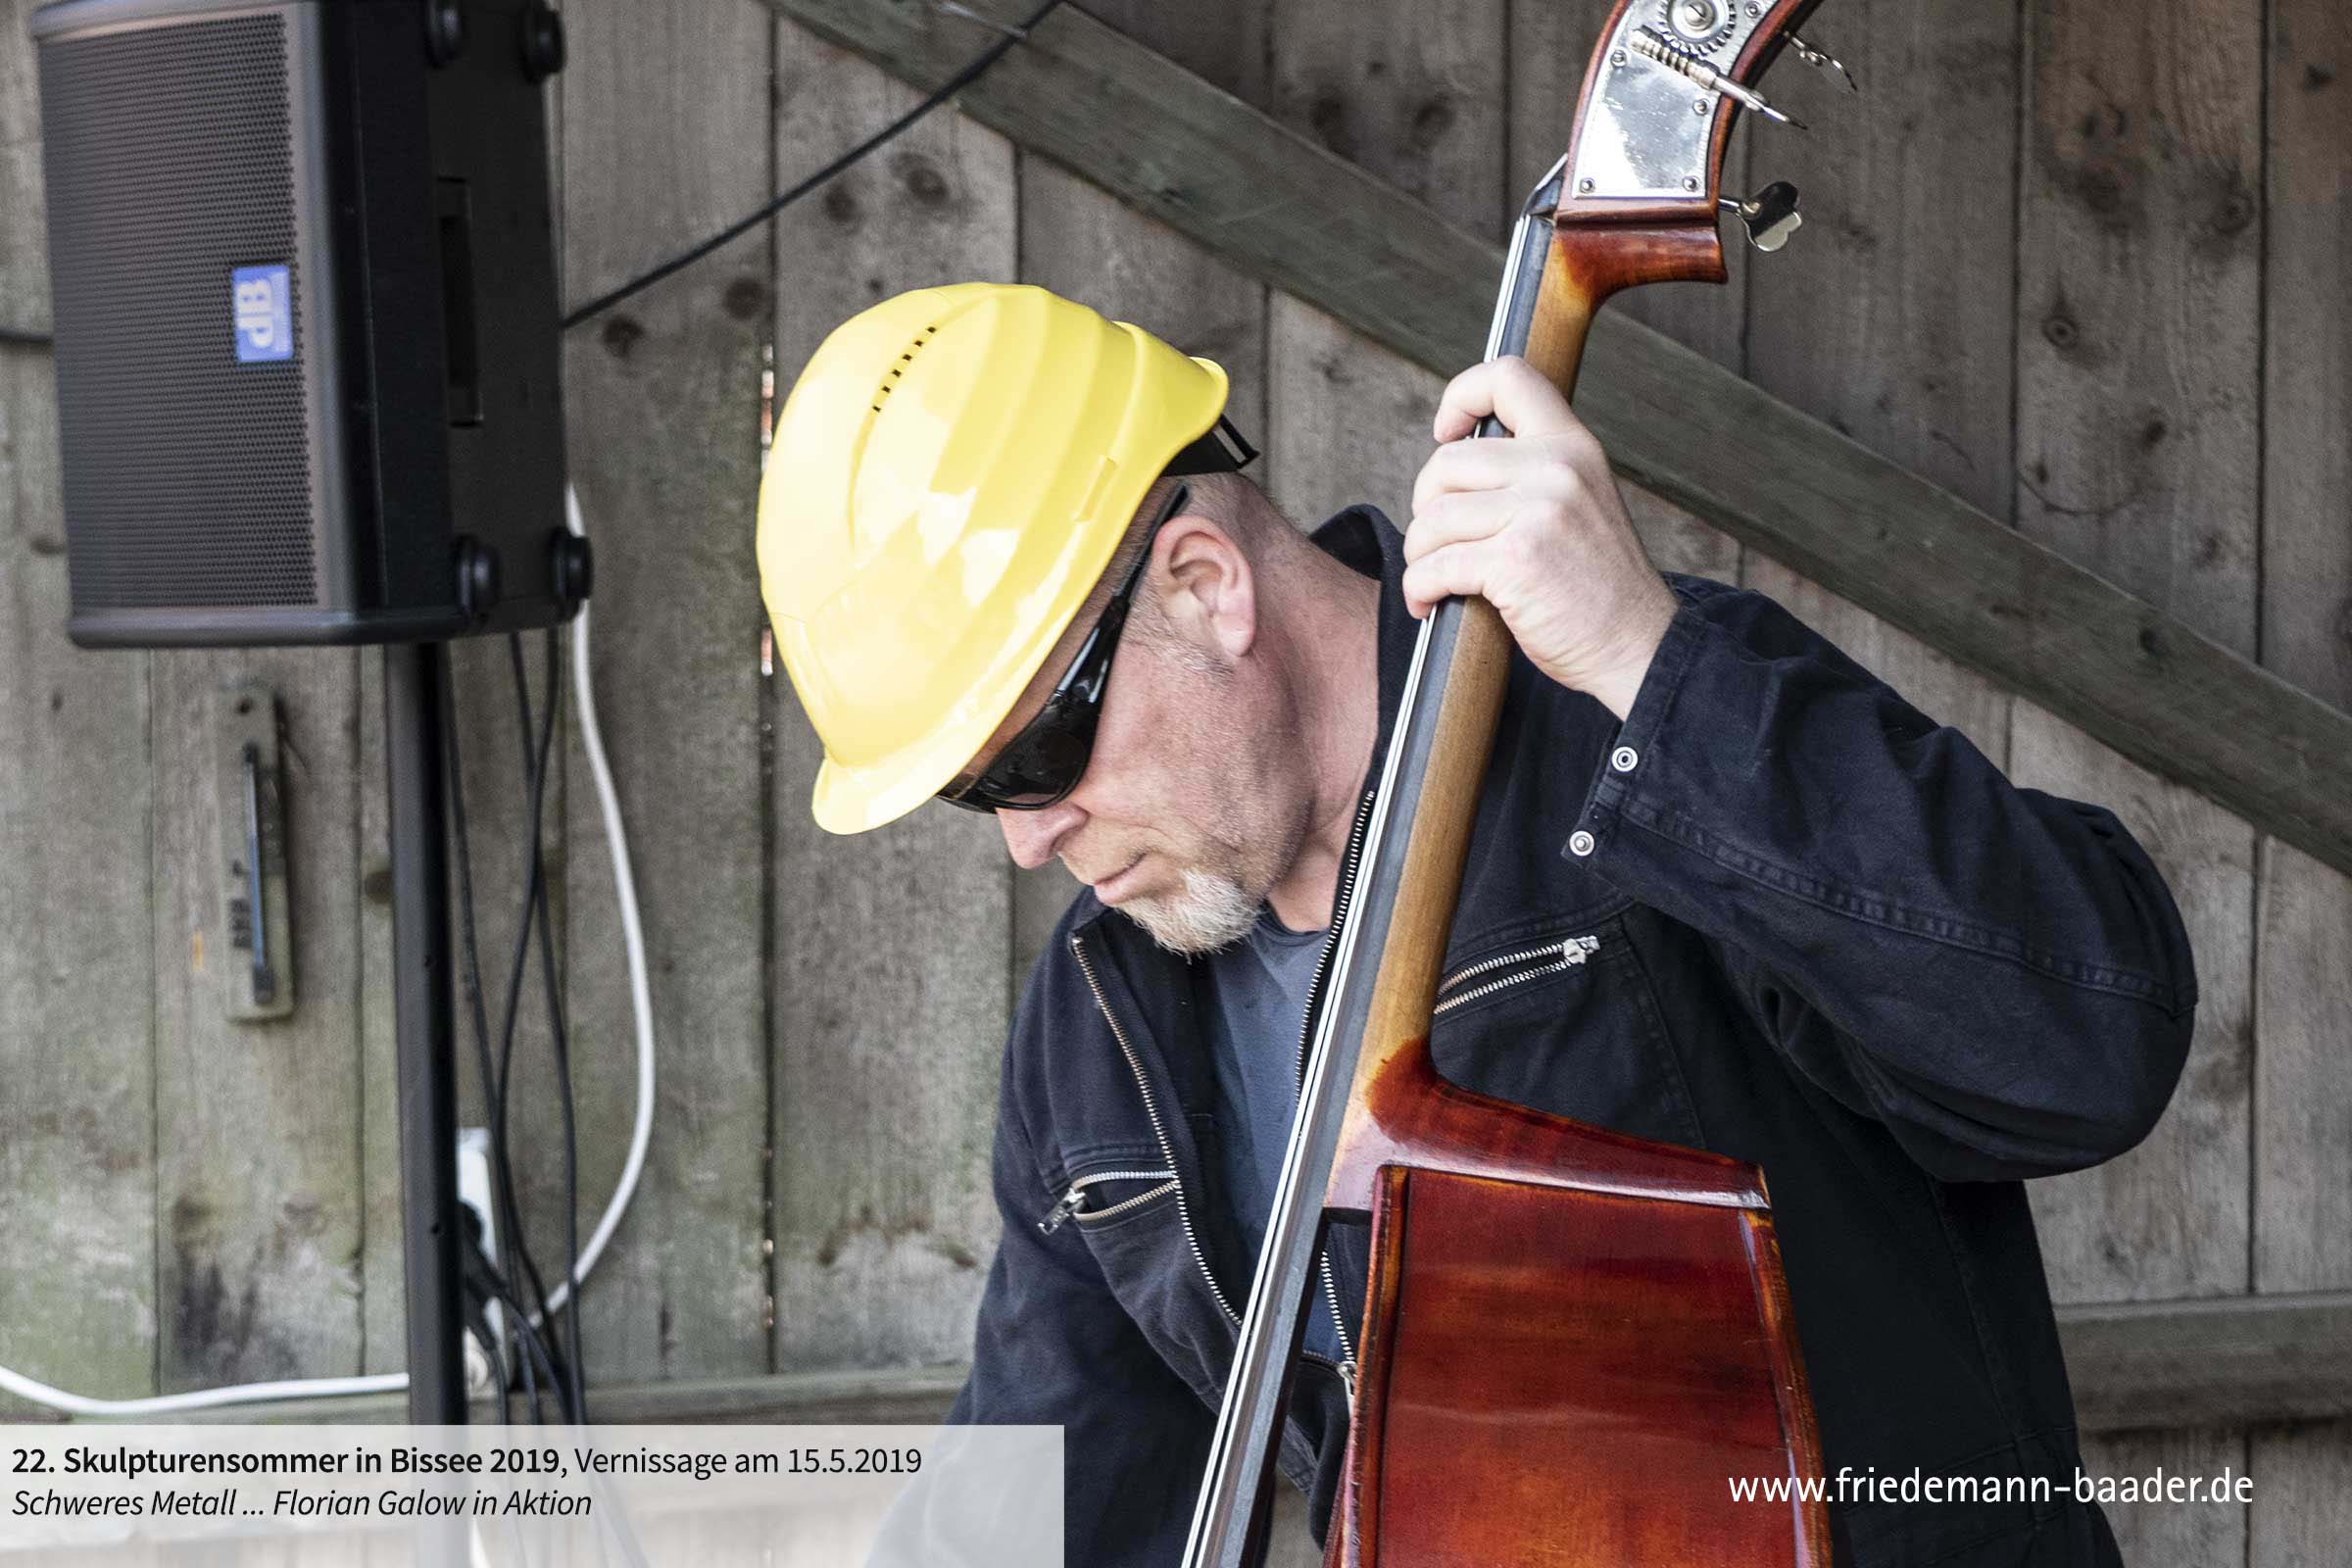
[
  {"xmin": 497, "ymin": 631, "xmax": 584, "ymax": 1425},
  {"xmin": 457, "ymin": 1215, "xmax": 513, "ymax": 1426},
  {"xmin": 470, "ymin": 1214, "xmax": 577, "ymax": 1427},
  {"xmin": 465, "ymin": 1220, "xmax": 581, "ymax": 1435},
  {"xmin": 493, "ymin": 637, "xmax": 543, "ymax": 1115},
  {"xmin": 489, "ymin": 637, "xmax": 569, "ymax": 1422},
  {"xmin": 443, "ymin": 652, "xmax": 565, "ymax": 1420},
  {"xmin": 559, "ymin": 0, "xmax": 1065, "ymax": 331},
  {"xmin": 448, "ymin": 634, "xmax": 580, "ymax": 1429},
  {"xmin": 0, "ymin": 325, "xmax": 51, "ymax": 349},
  {"xmin": 465, "ymin": 1228, "xmax": 543, "ymax": 1424},
  {"xmin": 477, "ymin": 1248, "xmax": 569, "ymax": 1427},
  {"xmin": 479, "ymin": 1318, "xmax": 511, "ymax": 1428},
  {"xmin": 524, "ymin": 626, "xmax": 588, "ymax": 1425}
]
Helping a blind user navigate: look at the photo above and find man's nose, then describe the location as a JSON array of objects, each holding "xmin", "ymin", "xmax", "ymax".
[{"xmin": 998, "ymin": 800, "xmax": 1084, "ymax": 870}]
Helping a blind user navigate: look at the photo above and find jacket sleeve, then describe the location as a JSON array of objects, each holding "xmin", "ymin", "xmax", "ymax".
[
  {"xmin": 869, "ymin": 1014, "xmax": 1213, "ymax": 1567},
  {"xmin": 1570, "ymin": 575, "xmax": 2198, "ymax": 1182}
]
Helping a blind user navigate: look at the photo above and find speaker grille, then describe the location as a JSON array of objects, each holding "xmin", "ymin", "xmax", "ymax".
[{"xmin": 40, "ymin": 12, "xmax": 318, "ymax": 611}]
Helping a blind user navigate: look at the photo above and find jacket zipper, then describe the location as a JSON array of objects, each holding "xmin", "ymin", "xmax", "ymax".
[
  {"xmin": 1071, "ymin": 934, "xmax": 1241, "ymax": 1324},
  {"xmin": 1293, "ymin": 786, "xmax": 1380, "ymax": 1391},
  {"xmin": 1433, "ymin": 934, "xmax": 1600, "ymax": 1015},
  {"xmin": 1068, "ymin": 938, "xmax": 1356, "ymax": 1406},
  {"xmin": 1038, "ymin": 1168, "xmax": 1179, "ymax": 1234}
]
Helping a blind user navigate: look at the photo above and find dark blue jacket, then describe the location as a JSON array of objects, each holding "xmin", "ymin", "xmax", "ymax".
[{"xmin": 949, "ymin": 506, "xmax": 2195, "ymax": 1566}]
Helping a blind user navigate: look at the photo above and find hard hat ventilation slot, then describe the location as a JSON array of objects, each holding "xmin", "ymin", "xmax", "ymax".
[{"xmin": 868, "ymin": 322, "xmax": 943, "ymax": 416}]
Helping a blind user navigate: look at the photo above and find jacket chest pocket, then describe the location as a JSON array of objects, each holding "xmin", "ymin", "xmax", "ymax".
[
  {"xmin": 1037, "ymin": 1163, "xmax": 1181, "ymax": 1235},
  {"xmin": 1435, "ymin": 932, "xmax": 1604, "ymax": 1016},
  {"xmin": 1429, "ymin": 914, "xmax": 1707, "ymax": 1150}
]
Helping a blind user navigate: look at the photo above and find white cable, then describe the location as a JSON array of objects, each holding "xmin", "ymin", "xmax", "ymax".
[
  {"xmin": 0, "ymin": 1365, "xmax": 409, "ymax": 1418},
  {"xmin": 542, "ymin": 480, "xmax": 656, "ymax": 1322},
  {"xmin": 0, "ymin": 481, "xmax": 656, "ymax": 1416}
]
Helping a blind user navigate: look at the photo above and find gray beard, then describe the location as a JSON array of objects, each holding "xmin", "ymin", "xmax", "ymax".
[{"xmin": 1122, "ymin": 866, "xmax": 1261, "ymax": 956}]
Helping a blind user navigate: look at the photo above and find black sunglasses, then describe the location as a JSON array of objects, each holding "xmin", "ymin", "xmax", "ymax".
[{"xmin": 936, "ymin": 482, "xmax": 1189, "ymax": 814}]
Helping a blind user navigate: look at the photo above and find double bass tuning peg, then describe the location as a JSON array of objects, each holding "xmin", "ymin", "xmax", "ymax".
[
  {"xmin": 1719, "ymin": 180, "xmax": 1802, "ymax": 252},
  {"xmin": 1787, "ymin": 33, "xmax": 1859, "ymax": 94}
]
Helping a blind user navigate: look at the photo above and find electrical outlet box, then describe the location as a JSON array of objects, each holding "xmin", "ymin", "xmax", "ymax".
[{"xmin": 457, "ymin": 1130, "xmax": 502, "ymax": 1396}]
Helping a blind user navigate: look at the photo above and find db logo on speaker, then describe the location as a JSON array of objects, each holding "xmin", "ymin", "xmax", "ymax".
[{"xmin": 231, "ymin": 265, "xmax": 293, "ymax": 364}]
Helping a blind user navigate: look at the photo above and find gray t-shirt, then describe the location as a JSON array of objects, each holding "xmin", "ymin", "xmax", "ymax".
[{"xmin": 1200, "ymin": 905, "xmax": 1347, "ymax": 1365}]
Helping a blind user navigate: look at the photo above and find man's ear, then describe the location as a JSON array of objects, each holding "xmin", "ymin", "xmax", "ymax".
[{"xmin": 1155, "ymin": 515, "xmax": 1257, "ymax": 660}]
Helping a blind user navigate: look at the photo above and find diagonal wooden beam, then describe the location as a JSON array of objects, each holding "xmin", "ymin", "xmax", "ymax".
[{"xmin": 761, "ymin": 0, "xmax": 2352, "ymax": 878}]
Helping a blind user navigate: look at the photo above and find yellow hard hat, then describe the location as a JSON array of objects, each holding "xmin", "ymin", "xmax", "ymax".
[{"xmin": 758, "ymin": 282, "xmax": 1233, "ymax": 834}]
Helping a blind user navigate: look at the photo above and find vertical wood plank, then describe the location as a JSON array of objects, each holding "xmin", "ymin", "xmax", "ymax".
[
  {"xmin": 1265, "ymin": 301, "xmax": 1446, "ymax": 534},
  {"xmin": 357, "ymin": 653, "xmax": 398, "ymax": 1376},
  {"xmin": 2016, "ymin": 0, "xmax": 2264, "ymax": 1547},
  {"xmin": 1743, "ymin": 0, "xmax": 2019, "ymax": 769},
  {"xmin": 2252, "ymin": 0, "xmax": 2352, "ymax": 1550},
  {"xmin": 2016, "ymin": 0, "xmax": 2263, "ymax": 648},
  {"xmin": 2014, "ymin": 0, "xmax": 2262, "ymax": 1307},
  {"xmin": 1749, "ymin": 0, "xmax": 2020, "ymax": 515},
  {"xmin": 151, "ymin": 647, "xmax": 365, "ymax": 1391},
  {"xmin": 2253, "ymin": 839, "xmax": 2352, "ymax": 1294},
  {"xmin": 1081, "ymin": 0, "xmax": 1270, "ymax": 106},
  {"xmin": 2251, "ymin": 1421, "xmax": 2352, "ymax": 1568},
  {"xmin": 2076, "ymin": 1425, "xmax": 2248, "ymax": 1564},
  {"xmin": 2255, "ymin": 0, "xmax": 2352, "ymax": 1304},
  {"xmin": 0, "ymin": 0, "xmax": 158, "ymax": 1414},
  {"xmin": 1272, "ymin": 0, "xmax": 1502, "ymax": 239},
  {"xmin": 1266, "ymin": 0, "xmax": 1502, "ymax": 533},
  {"xmin": 768, "ymin": 21, "xmax": 1016, "ymax": 1371},
  {"xmin": 554, "ymin": 0, "xmax": 776, "ymax": 1388}
]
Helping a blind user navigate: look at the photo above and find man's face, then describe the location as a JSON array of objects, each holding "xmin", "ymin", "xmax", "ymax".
[{"xmin": 966, "ymin": 496, "xmax": 1312, "ymax": 955}]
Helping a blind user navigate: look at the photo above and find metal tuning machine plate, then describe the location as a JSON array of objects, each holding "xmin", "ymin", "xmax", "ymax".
[{"xmin": 1627, "ymin": 25, "xmax": 1804, "ymax": 128}]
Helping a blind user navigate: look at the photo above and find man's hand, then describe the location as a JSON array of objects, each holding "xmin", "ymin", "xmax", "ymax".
[{"xmin": 1402, "ymin": 356, "xmax": 1677, "ymax": 720}]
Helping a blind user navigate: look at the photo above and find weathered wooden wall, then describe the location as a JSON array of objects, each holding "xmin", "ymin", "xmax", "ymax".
[{"xmin": 1, "ymin": 0, "xmax": 2345, "ymax": 1560}]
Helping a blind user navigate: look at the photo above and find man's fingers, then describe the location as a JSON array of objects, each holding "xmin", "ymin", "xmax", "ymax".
[
  {"xmin": 1432, "ymin": 355, "xmax": 1581, "ymax": 443},
  {"xmin": 1399, "ymin": 538, "xmax": 1499, "ymax": 619},
  {"xmin": 1410, "ymin": 434, "xmax": 1584, "ymax": 518},
  {"xmin": 1402, "ymin": 489, "xmax": 1522, "ymax": 564}
]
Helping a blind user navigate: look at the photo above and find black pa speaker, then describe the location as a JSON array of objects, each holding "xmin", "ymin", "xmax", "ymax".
[{"xmin": 31, "ymin": 0, "xmax": 580, "ymax": 647}]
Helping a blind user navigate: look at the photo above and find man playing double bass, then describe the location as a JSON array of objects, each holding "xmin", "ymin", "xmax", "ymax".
[{"xmin": 756, "ymin": 282, "xmax": 2196, "ymax": 1567}]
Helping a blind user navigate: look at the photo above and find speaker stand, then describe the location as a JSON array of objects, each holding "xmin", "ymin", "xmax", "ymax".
[{"xmin": 381, "ymin": 641, "xmax": 467, "ymax": 1425}]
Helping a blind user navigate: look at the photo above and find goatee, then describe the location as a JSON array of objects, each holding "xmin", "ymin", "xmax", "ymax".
[{"xmin": 1123, "ymin": 867, "xmax": 1260, "ymax": 956}]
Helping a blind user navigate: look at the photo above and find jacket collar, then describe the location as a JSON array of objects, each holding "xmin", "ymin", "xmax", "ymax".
[{"xmin": 1313, "ymin": 503, "xmax": 1420, "ymax": 770}]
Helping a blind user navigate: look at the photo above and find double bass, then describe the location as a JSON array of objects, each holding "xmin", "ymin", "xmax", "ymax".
[{"xmin": 1181, "ymin": 3, "xmax": 1851, "ymax": 1563}]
